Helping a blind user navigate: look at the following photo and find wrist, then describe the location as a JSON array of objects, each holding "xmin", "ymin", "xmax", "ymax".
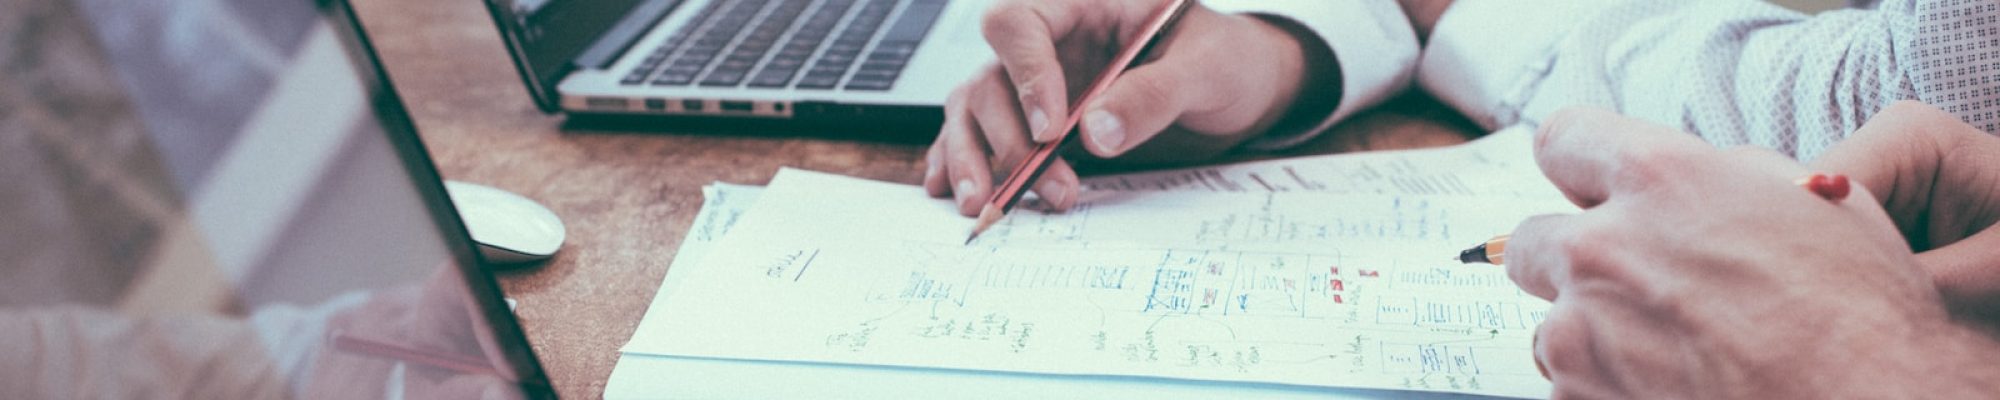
[
  {"xmin": 1235, "ymin": 14, "xmax": 1340, "ymax": 144},
  {"xmin": 1396, "ymin": 0, "xmax": 1456, "ymax": 43},
  {"xmin": 1869, "ymin": 315, "xmax": 2000, "ymax": 397}
]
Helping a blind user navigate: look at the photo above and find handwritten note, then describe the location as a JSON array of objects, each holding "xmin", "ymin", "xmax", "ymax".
[
  {"xmin": 621, "ymin": 128, "xmax": 1571, "ymax": 398},
  {"xmin": 629, "ymin": 157, "xmax": 1573, "ymax": 398},
  {"xmin": 1077, "ymin": 126, "xmax": 1556, "ymax": 198},
  {"xmin": 633, "ymin": 183, "xmax": 763, "ymax": 330}
]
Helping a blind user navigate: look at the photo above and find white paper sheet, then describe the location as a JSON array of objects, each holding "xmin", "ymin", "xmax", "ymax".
[
  {"xmin": 612, "ymin": 128, "xmax": 1572, "ymax": 398},
  {"xmin": 1076, "ymin": 126, "xmax": 1552, "ymax": 197},
  {"xmin": 625, "ymin": 164, "xmax": 1571, "ymax": 398},
  {"xmin": 608, "ymin": 185, "xmax": 1479, "ymax": 400}
]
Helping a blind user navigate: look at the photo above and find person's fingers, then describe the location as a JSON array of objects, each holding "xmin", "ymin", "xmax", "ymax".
[
  {"xmin": 964, "ymin": 71, "xmax": 1083, "ymax": 212},
  {"xmin": 927, "ymin": 85, "xmax": 977, "ymax": 198},
  {"xmin": 923, "ymin": 135, "xmax": 949, "ymax": 197},
  {"xmin": 1807, "ymin": 101, "xmax": 1949, "ymax": 224},
  {"xmin": 941, "ymin": 98, "xmax": 995, "ymax": 216},
  {"xmin": 1077, "ymin": 64, "xmax": 1192, "ymax": 157},
  {"xmin": 971, "ymin": 72, "xmax": 1034, "ymax": 170},
  {"xmin": 1533, "ymin": 107, "xmax": 1710, "ymax": 209},
  {"xmin": 981, "ymin": 0, "xmax": 1089, "ymax": 141},
  {"xmin": 1920, "ymin": 227, "xmax": 2000, "ymax": 310},
  {"xmin": 1533, "ymin": 301, "xmax": 1591, "ymax": 383},
  {"xmin": 1810, "ymin": 101, "xmax": 2000, "ymax": 248},
  {"xmin": 1504, "ymin": 213, "xmax": 1604, "ymax": 301},
  {"xmin": 1031, "ymin": 160, "xmax": 1081, "ymax": 210}
]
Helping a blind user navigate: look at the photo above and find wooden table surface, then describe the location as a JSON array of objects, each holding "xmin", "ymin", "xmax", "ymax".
[{"xmin": 350, "ymin": 0, "xmax": 1481, "ymax": 397}]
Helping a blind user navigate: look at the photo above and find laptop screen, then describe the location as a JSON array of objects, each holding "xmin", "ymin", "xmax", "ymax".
[{"xmin": 0, "ymin": 0, "xmax": 552, "ymax": 397}]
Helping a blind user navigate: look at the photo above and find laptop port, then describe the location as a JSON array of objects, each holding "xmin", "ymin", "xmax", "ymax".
[
  {"xmin": 720, "ymin": 101, "xmax": 754, "ymax": 113},
  {"xmin": 682, "ymin": 99, "xmax": 705, "ymax": 112},
  {"xmin": 643, "ymin": 98, "xmax": 667, "ymax": 111},
  {"xmin": 585, "ymin": 97, "xmax": 628, "ymax": 109}
]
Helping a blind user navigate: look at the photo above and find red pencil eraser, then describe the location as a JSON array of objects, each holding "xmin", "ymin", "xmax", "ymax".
[{"xmin": 1805, "ymin": 174, "xmax": 1850, "ymax": 201}]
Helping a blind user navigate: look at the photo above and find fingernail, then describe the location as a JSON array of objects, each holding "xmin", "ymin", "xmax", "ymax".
[
  {"xmin": 924, "ymin": 158, "xmax": 940, "ymax": 182},
  {"xmin": 956, "ymin": 179, "xmax": 976, "ymax": 206},
  {"xmin": 1028, "ymin": 108, "xmax": 1051, "ymax": 138},
  {"xmin": 1084, "ymin": 109, "xmax": 1125, "ymax": 153},
  {"xmin": 1533, "ymin": 333, "xmax": 1550, "ymax": 380}
]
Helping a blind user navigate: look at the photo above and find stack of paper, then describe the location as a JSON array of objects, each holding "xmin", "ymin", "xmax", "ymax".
[{"xmin": 606, "ymin": 127, "xmax": 1570, "ymax": 399}]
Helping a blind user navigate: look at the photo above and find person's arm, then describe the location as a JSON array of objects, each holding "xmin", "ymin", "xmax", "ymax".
[
  {"xmin": 1423, "ymin": 0, "xmax": 1999, "ymax": 160},
  {"xmin": 0, "ymin": 307, "xmax": 291, "ymax": 399},
  {"xmin": 1505, "ymin": 106, "xmax": 2000, "ymax": 397},
  {"xmin": 1200, "ymin": 1, "xmax": 1421, "ymax": 150}
]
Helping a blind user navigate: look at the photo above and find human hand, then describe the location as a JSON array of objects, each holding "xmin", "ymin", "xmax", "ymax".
[
  {"xmin": 924, "ymin": 0, "xmax": 1329, "ymax": 215},
  {"xmin": 1507, "ymin": 107, "xmax": 2000, "ymax": 397},
  {"xmin": 307, "ymin": 267, "xmax": 524, "ymax": 399},
  {"xmin": 1809, "ymin": 101, "xmax": 2000, "ymax": 319}
]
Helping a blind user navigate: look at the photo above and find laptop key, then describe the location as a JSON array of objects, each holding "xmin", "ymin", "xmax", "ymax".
[
  {"xmin": 748, "ymin": 70, "xmax": 798, "ymax": 88},
  {"xmin": 700, "ymin": 71, "xmax": 748, "ymax": 87},
  {"xmin": 826, "ymin": 42, "xmax": 865, "ymax": 56},
  {"xmin": 767, "ymin": 57, "xmax": 806, "ymax": 70},
  {"xmin": 820, "ymin": 52, "xmax": 856, "ymax": 66},
  {"xmin": 652, "ymin": 72, "xmax": 697, "ymax": 86},
  {"xmin": 850, "ymin": 69, "xmax": 898, "ymax": 81},
  {"xmin": 852, "ymin": 61, "xmax": 900, "ymax": 76},
  {"xmin": 797, "ymin": 72, "xmax": 843, "ymax": 89},
  {"xmin": 844, "ymin": 79, "xmax": 893, "ymax": 91}
]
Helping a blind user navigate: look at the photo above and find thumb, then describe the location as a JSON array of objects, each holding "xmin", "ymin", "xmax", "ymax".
[
  {"xmin": 1918, "ymin": 226, "xmax": 2000, "ymax": 316},
  {"xmin": 1077, "ymin": 64, "xmax": 1190, "ymax": 158}
]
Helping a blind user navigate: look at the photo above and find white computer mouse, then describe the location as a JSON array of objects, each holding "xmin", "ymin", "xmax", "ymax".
[{"xmin": 444, "ymin": 180, "xmax": 566, "ymax": 264}]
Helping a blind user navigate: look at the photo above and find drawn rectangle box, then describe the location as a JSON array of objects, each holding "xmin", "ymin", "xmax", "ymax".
[{"xmin": 1469, "ymin": 346, "xmax": 1538, "ymax": 376}]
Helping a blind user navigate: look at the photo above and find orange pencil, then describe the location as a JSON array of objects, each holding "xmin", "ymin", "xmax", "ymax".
[
  {"xmin": 1457, "ymin": 173, "xmax": 1851, "ymax": 265},
  {"xmin": 964, "ymin": 0, "xmax": 1194, "ymax": 244}
]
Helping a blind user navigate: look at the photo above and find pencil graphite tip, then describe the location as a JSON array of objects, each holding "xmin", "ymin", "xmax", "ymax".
[
  {"xmin": 964, "ymin": 205, "xmax": 1004, "ymax": 245},
  {"xmin": 1457, "ymin": 243, "xmax": 1491, "ymax": 264}
]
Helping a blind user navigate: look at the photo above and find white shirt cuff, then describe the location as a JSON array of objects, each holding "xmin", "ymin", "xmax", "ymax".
[
  {"xmin": 1418, "ymin": 0, "xmax": 1612, "ymax": 130},
  {"xmin": 1205, "ymin": 0, "xmax": 1421, "ymax": 149}
]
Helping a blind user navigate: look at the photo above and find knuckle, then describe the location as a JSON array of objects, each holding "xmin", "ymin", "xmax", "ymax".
[
  {"xmin": 1536, "ymin": 107, "xmax": 1611, "ymax": 149},
  {"xmin": 1611, "ymin": 143, "xmax": 1694, "ymax": 189},
  {"xmin": 1555, "ymin": 223, "xmax": 1618, "ymax": 281},
  {"xmin": 980, "ymin": 1, "xmax": 1041, "ymax": 42},
  {"xmin": 1125, "ymin": 75, "xmax": 1176, "ymax": 107},
  {"xmin": 990, "ymin": 138, "xmax": 1028, "ymax": 167},
  {"xmin": 947, "ymin": 85, "xmax": 976, "ymax": 111},
  {"xmin": 1537, "ymin": 318, "xmax": 1591, "ymax": 373}
]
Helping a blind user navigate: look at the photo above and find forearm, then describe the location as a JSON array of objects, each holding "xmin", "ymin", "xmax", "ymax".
[
  {"xmin": 0, "ymin": 307, "xmax": 290, "ymax": 399},
  {"xmin": 1204, "ymin": 1, "xmax": 1420, "ymax": 151}
]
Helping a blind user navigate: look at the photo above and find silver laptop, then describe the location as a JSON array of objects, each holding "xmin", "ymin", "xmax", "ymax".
[{"xmin": 483, "ymin": 0, "xmax": 995, "ymax": 137}]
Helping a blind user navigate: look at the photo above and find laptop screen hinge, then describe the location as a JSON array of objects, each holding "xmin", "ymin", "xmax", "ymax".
[{"xmin": 575, "ymin": 0, "xmax": 683, "ymax": 70}]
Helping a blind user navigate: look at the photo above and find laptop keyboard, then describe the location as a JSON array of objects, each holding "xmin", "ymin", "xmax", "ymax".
[{"xmin": 618, "ymin": 0, "xmax": 948, "ymax": 92}]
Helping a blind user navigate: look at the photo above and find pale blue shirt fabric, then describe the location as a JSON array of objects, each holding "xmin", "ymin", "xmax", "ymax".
[{"xmin": 1229, "ymin": 0, "xmax": 2000, "ymax": 160}]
